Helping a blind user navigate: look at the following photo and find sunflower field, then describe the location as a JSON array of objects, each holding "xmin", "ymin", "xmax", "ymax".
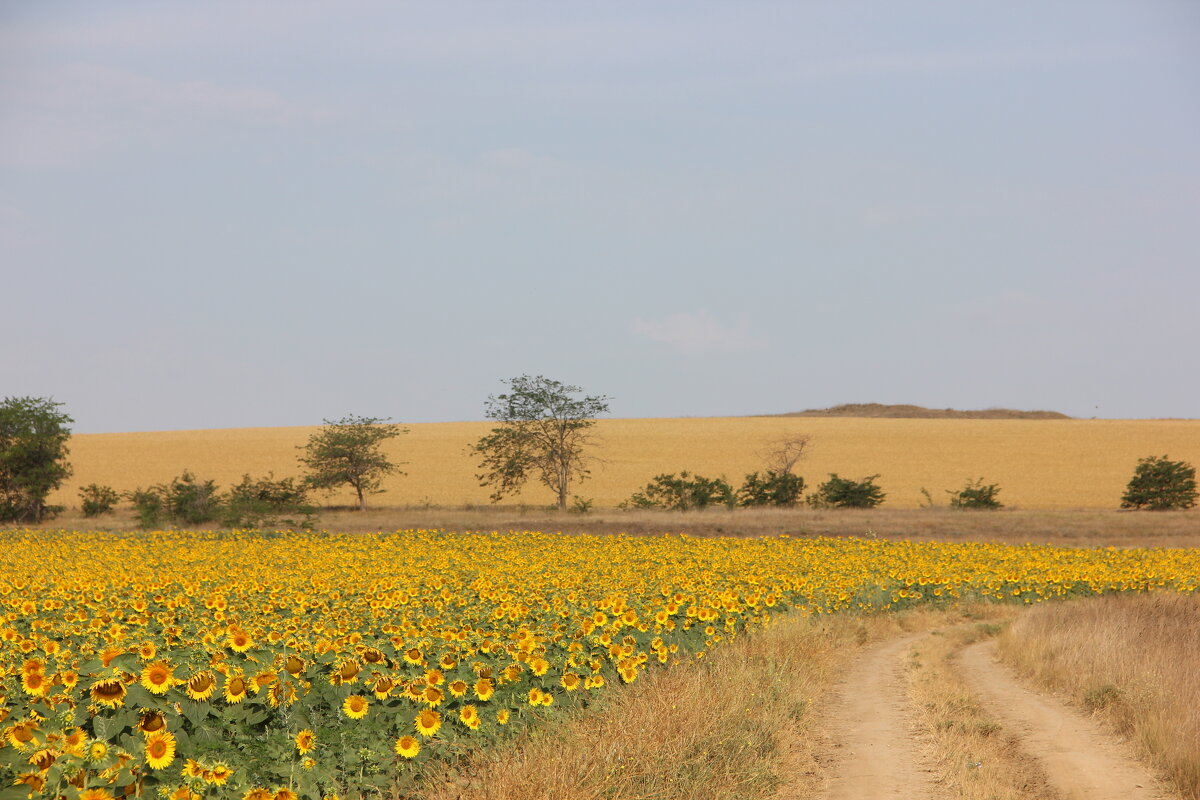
[{"xmin": 2, "ymin": 529, "xmax": 1198, "ymax": 800}]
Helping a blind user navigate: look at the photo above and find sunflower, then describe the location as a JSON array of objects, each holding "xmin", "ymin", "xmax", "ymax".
[
  {"xmin": 207, "ymin": 763, "xmax": 233, "ymax": 785},
  {"xmin": 448, "ymin": 680, "xmax": 468, "ymax": 698},
  {"xmin": 496, "ymin": 709, "xmax": 510, "ymax": 725},
  {"xmin": 141, "ymin": 661, "xmax": 175, "ymax": 695},
  {"xmin": 527, "ymin": 687, "xmax": 542, "ymax": 706},
  {"xmin": 58, "ymin": 670, "xmax": 79, "ymax": 691},
  {"xmin": 414, "ymin": 709, "xmax": 441, "ymax": 738},
  {"xmin": 439, "ymin": 654, "xmax": 456, "ymax": 669},
  {"xmin": 87, "ymin": 740, "xmax": 110, "ymax": 763},
  {"xmin": 424, "ymin": 668, "xmax": 444, "ymax": 686},
  {"xmin": 458, "ymin": 705, "xmax": 480, "ymax": 730},
  {"xmin": 295, "ymin": 729, "xmax": 316, "ymax": 754},
  {"xmin": 370, "ymin": 676, "xmax": 393, "ymax": 700},
  {"xmin": 242, "ymin": 790, "xmax": 273, "ymax": 800},
  {"xmin": 284, "ymin": 656, "xmax": 306, "ymax": 677},
  {"xmin": 394, "ymin": 735, "xmax": 420, "ymax": 758},
  {"xmin": 560, "ymin": 672, "xmax": 581, "ymax": 692},
  {"xmin": 28, "ymin": 747, "xmax": 57, "ymax": 771},
  {"xmin": 223, "ymin": 675, "xmax": 249, "ymax": 704},
  {"xmin": 227, "ymin": 630, "xmax": 253, "ymax": 653},
  {"xmin": 268, "ymin": 680, "xmax": 296, "ymax": 708},
  {"xmin": 137, "ymin": 711, "xmax": 166, "ymax": 735},
  {"xmin": 274, "ymin": 789, "xmax": 299, "ymax": 800},
  {"xmin": 422, "ymin": 685, "xmax": 444, "ymax": 707},
  {"xmin": 90, "ymin": 678, "xmax": 127, "ymax": 708},
  {"xmin": 529, "ymin": 657, "xmax": 549, "ymax": 677},
  {"xmin": 182, "ymin": 758, "xmax": 205, "ymax": 778},
  {"xmin": 184, "ymin": 672, "xmax": 216, "ymax": 702},
  {"xmin": 20, "ymin": 670, "xmax": 48, "ymax": 697},
  {"xmin": 473, "ymin": 678, "xmax": 495, "ymax": 701},
  {"xmin": 360, "ymin": 647, "xmax": 386, "ymax": 665},
  {"xmin": 342, "ymin": 695, "xmax": 369, "ymax": 720},
  {"xmin": 403, "ymin": 648, "xmax": 423, "ymax": 665},
  {"xmin": 337, "ymin": 659, "xmax": 360, "ymax": 683},
  {"xmin": 144, "ymin": 731, "xmax": 177, "ymax": 770},
  {"xmin": 78, "ymin": 789, "xmax": 116, "ymax": 800}
]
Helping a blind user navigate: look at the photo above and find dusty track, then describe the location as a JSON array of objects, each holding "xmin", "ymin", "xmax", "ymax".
[
  {"xmin": 817, "ymin": 633, "xmax": 943, "ymax": 800},
  {"xmin": 958, "ymin": 640, "xmax": 1167, "ymax": 800},
  {"xmin": 811, "ymin": 631, "xmax": 1171, "ymax": 800}
]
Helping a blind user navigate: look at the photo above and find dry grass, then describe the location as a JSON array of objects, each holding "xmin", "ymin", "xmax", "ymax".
[
  {"xmin": 996, "ymin": 592, "xmax": 1200, "ymax": 800},
  {"xmin": 904, "ymin": 615, "xmax": 1059, "ymax": 800},
  {"xmin": 53, "ymin": 417, "xmax": 1200, "ymax": 511},
  {"xmin": 418, "ymin": 608, "xmax": 956, "ymax": 800},
  {"xmin": 46, "ymin": 504, "xmax": 1200, "ymax": 549}
]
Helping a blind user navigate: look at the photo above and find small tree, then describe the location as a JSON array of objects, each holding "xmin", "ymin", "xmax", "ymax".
[
  {"xmin": 223, "ymin": 473, "xmax": 315, "ymax": 529},
  {"xmin": 299, "ymin": 416, "xmax": 407, "ymax": 511},
  {"xmin": 0, "ymin": 396, "xmax": 73, "ymax": 522},
  {"xmin": 626, "ymin": 472, "xmax": 735, "ymax": 510},
  {"xmin": 1121, "ymin": 455, "xmax": 1197, "ymax": 510},
  {"xmin": 758, "ymin": 433, "xmax": 813, "ymax": 476},
  {"xmin": 737, "ymin": 471, "xmax": 805, "ymax": 507},
  {"xmin": 948, "ymin": 478, "xmax": 1003, "ymax": 509},
  {"xmin": 807, "ymin": 473, "xmax": 885, "ymax": 508},
  {"xmin": 472, "ymin": 375, "xmax": 609, "ymax": 510}
]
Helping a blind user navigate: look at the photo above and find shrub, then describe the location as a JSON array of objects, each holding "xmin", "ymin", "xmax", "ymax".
[
  {"xmin": 127, "ymin": 471, "xmax": 223, "ymax": 528},
  {"xmin": 947, "ymin": 478, "xmax": 1003, "ymax": 509},
  {"xmin": 127, "ymin": 487, "xmax": 165, "ymax": 528},
  {"xmin": 626, "ymin": 472, "xmax": 735, "ymax": 510},
  {"xmin": 223, "ymin": 473, "xmax": 315, "ymax": 529},
  {"xmin": 79, "ymin": 483, "xmax": 120, "ymax": 517},
  {"xmin": 807, "ymin": 474, "xmax": 885, "ymax": 508},
  {"xmin": 737, "ymin": 471, "xmax": 805, "ymax": 507},
  {"xmin": 1121, "ymin": 455, "xmax": 1197, "ymax": 510}
]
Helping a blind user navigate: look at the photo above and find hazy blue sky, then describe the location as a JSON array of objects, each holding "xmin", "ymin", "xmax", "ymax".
[{"xmin": 3, "ymin": 1, "xmax": 1198, "ymax": 432}]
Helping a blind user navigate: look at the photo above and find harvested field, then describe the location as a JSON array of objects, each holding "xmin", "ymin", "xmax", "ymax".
[{"xmin": 54, "ymin": 417, "xmax": 1200, "ymax": 511}]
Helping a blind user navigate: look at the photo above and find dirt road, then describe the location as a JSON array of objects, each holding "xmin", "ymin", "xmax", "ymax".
[
  {"xmin": 958, "ymin": 640, "xmax": 1166, "ymax": 800},
  {"xmin": 811, "ymin": 632, "xmax": 1168, "ymax": 800},
  {"xmin": 817, "ymin": 633, "xmax": 943, "ymax": 800}
]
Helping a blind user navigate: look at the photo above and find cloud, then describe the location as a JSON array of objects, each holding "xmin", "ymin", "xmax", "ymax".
[{"xmin": 630, "ymin": 311, "xmax": 765, "ymax": 355}]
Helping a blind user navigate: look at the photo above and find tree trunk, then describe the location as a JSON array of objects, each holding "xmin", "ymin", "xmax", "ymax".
[{"xmin": 357, "ymin": 486, "xmax": 366, "ymax": 512}]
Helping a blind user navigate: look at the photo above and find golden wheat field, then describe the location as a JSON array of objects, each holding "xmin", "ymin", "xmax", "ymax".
[{"xmin": 54, "ymin": 417, "xmax": 1200, "ymax": 511}]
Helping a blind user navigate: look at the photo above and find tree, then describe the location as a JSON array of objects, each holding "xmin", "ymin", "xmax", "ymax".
[
  {"xmin": 0, "ymin": 396, "xmax": 73, "ymax": 522},
  {"xmin": 472, "ymin": 375, "xmax": 609, "ymax": 510},
  {"xmin": 737, "ymin": 471, "xmax": 805, "ymax": 507},
  {"xmin": 1121, "ymin": 455, "xmax": 1197, "ymax": 510},
  {"xmin": 807, "ymin": 473, "xmax": 885, "ymax": 508},
  {"xmin": 758, "ymin": 433, "xmax": 813, "ymax": 476},
  {"xmin": 298, "ymin": 416, "xmax": 407, "ymax": 511},
  {"xmin": 626, "ymin": 472, "xmax": 735, "ymax": 510}
]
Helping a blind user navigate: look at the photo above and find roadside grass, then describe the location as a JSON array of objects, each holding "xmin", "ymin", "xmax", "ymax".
[
  {"xmin": 904, "ymin": 615, "xmax": 1060, "ymax": 800},
  {"xmin": 418, "ymin": 607, "xmax": 965, "ymax": 800},
  {"xmin": 996, "ymin": 592, "xmax": 1200, "ymax": 800}
]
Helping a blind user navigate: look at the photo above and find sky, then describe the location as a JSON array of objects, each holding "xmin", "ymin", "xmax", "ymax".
[{"xmin": 2, "ymin": 1, "xmax": 1198, "ymax": 433}]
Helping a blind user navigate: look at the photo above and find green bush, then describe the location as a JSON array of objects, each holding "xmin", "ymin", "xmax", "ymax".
[
  {"xmin": 223, "ymin": 473, "xmax": 315, "ymax": 529},
  {"xmin": 127, "ymin": 487, "xmax": 165, "ymax": 528},
  {"xmin": 79, "ymin": 483, "xmax": 120, "ymax": 517},
  {"xmin": 737, "ymin": 471, "xmax": 805, "ymax": 507},
  {"xmin": 807, "ymin": 473, "xmax": 885, "ymax": 508},
  {"xmin": 947, "ymin": 478, "xmax": 1003, "ymax": 509},
  {"xmin": 1121, "ymin": 455, "xmax": 1197, "ymax": 510},
  {"xmin": 626, "ymin": 472, "xmax": 735, "ymax": 510}
]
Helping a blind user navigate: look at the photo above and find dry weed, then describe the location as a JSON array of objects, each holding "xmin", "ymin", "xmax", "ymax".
[{"xmin": 996, "ymin": 592, "xmax": 1200, "ymax": 800}]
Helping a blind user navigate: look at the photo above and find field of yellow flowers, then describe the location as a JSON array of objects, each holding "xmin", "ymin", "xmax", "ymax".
[{"xmin": 2, "ymin": 529, "xmax": 1198, "ymax": 800}]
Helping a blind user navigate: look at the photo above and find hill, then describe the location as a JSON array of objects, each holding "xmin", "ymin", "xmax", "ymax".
[{"xmin": 773, "ymin": 403, "xmax": 1071, "ymax": 420}]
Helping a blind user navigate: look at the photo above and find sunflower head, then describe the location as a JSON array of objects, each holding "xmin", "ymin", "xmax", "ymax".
[
  {"xmin": 394, "ymin": 735, "xmax": 420, "ymax": 758},
  {"xmin": 90, "ymin": 678, "xmax": 127, "ymax": 708}
]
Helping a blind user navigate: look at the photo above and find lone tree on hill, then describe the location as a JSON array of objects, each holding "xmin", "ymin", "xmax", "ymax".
[
  {"xmin": 0, "ymin": 396, "xmax": 74, "ymax": 523},
  {"xmin": 298, "ymin": 415, "xmax": 407, "ymax": 511},
  {"xmin": 472, "ymin": 375, "xmax": 609, "ymax": 510}
]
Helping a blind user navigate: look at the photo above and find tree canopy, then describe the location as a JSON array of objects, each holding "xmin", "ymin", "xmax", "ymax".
[
  {"xmin": 472, "ymin": 375, "xmax": 609, "ymax": 509},
  {"xmin": 0, "ymin": 396, "xmax": 74, "ymax": 522},
  {"xmin": 298, "ymin": 415, "xmax": 407, "ymax": 511}
]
